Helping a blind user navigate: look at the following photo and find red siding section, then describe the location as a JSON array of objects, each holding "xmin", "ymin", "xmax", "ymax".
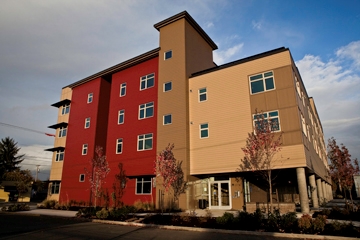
[{"xmin": 59, "ymin": 57, "xmax": 158, "ymax": 206}]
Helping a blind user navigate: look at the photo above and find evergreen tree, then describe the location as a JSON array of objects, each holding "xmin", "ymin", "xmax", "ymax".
[{"xmin": 0, "ymin": 137, "xmax": 24, "ymax": 179}]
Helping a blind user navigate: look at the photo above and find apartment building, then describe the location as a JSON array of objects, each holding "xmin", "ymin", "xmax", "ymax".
[{"xmin": 46, "ymin": 11, "xmax": 331, "ymax": 212}]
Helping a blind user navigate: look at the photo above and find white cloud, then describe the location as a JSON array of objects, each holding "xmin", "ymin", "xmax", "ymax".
[
  {"xmin": 252, "ymin": 20, "xmax": 262, "ymax": 30},
  {"xmin": 213, "ymin": 43, "xmax": 244, "ymax": 65},
  {"xmin": 296, "ymin": 43, "xmax": 360, "ymax": 161},
  {"xmin": 19, "ymin": 145, "xmax": 53, "ymax": 181},
  {"xmin": 206, "ymin": 22, "xmax": 214, "ymax": 28},
  {"xmin": 336, "ymin": 40, "xmax": 360, "ymax": 69}
]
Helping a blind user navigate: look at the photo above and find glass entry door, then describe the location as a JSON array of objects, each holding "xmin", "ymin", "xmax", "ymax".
[{"xmin": 209, "ymin": 181, "xmax": 231, "ymax": 209}]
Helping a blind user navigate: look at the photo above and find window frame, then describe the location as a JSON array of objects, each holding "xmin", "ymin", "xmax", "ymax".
[
  {"xmin": 61, "ymin": 104, "xmax": 70, "ymax": 115},
  {"xmin": 87, "ymin": 93, "xmax": 93, "ymax": 103},
  {"xmin": 198, "ymin": 87, "xmax": 207, "ymax": 102},
  {"xmin": 163, "ymin": 114, "xmax": 172, "ymax": 125},
  {"xmin": 118, "ymin": 109, "xmax": 125, "ymax": 124},
  {"xmin": 200, "ymin": 123, "xmax": 209, "ymax": 139},
  {"xmin": 79, "ymin": 174, "xmax": 85, "ymax": 182},
  {"xmin": 163, "ymin": 81, "xmax": 172, "ymax": 92},
  {"xmin": 137, "ymin": 133, "xmax": 153, "ymax": 151},
  {"xmin": 55, "ymin": 150, "xmax": 64, "ymax": 161},
  {"xmin": 50, "ymin": 182, "xmax": 60, "ymax": 194},
  {"xmin": 253, "ymin": 110, "xmax": 281, "ymax": 132},
  {"xmin": 85, "ymin": 117, "xmax": 90, "ymax": 129},
  {"xmin": 139, "ymin": 102, "xmax": 154, "ymax": 119},
  {"xmin": 140, "ymin": 73, "xmax": 155, "ymax": 90},
  {"xmin": 135, "ymin": 177, "xmax": 152, "ymax": 195},
  {"xmin": 58, "ymin": 127, "xmax": 67, "ymax": 138},
  {"xmin": 120, "ymin": 82, "xmax": 127, "ymax": 97},
  {"xmin": 116, "ymin": 138, "xmax": 123, "ymax": 154},
  {"xmin": 164, "ymin": 50, "xmax": 172, "ymax": 60},
  {"xmin": 249, "ymin": 71, "xmax": 275, "ymax": 95},
  {"xmin": 82, "ymin": 144, "xmax": 88, "ymax": 155}
]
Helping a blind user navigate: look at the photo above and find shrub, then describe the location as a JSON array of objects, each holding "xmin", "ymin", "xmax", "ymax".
[
  {"xmin": 298, "ymin": 214, "xmax": 312, "ymax": 233},
  {"xmin": 96, "ymin": 208, "xmax": 109, "ymax": 219},
  {"xmin": 1, "ymin": 206, "xmax": 7, "ymax": 211},
  {"xmin": 279, "ymin": 212, "xmax": 298, "ymax": 233},
  {"xmin": 312, "ymin": 214, "xmax": 327, "ymax": 233},
  {"xmin": 216, "ymin": 212, "xmax": 235, "ymax": 226},
  {"xmin": 325, "ymin": 220, "xmax": 360, "ymax": 238},
  {"xmin": 40, "ymin": 199, "xmax": 58, "ymax": 209}
]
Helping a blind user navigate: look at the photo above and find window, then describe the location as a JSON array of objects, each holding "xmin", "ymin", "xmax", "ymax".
[
  {"xmin": 163, "ymin": 81, "xmax": 172, "ymax": 92},
  {"xmin": 164, "ymin": 50, "xmax": 172, "ymax": 60},
  {"xmin": 249, "ymin": 71, "xmax": 275, "ymax": 94},
  {"xmin": 163, "ymin": 114, "xmax": 172, "ymax": 125},
  {"xmin": 50, "ymin": 182, "xmax": 60, "ymax": 194},
  {"xmin": 301, "ymin": 114, "xmax": 307, "ymax": 136},
  {"xmin": 58, "ymin": 127, "xmax": 67, "ymax": 137},
  {"xmin": 85, "ymin": 117, "xmax": 90, "ymax": 128},
  {"xmin": 307, "ymin": 125, "xmax": 310, "ymax": 140},
  {"xmin": 253, "ymin": 110, "xmax": 281, "ymax": 132},
  {"xmin": 140, "ymin": 73, "xmax": 155, "ymax": 90},
  {"xmin": 200, "ymin": 123, "xmax": 209, "ymax": 138},
  {"xmin": 120, "ymin": 83, "xmax": 126, "ymax": 97},
  {"xmin": 116, "ymin": 138, "xmax": 123, "ymax": 154},
  {"xmin": 82, "ymin": 144, "xmax": 88, "ymax": 155},
  {"xmin": 139, "ymin": 102, "xmax": 154, "ymax": 119},
  {"xmin": 199, "ymin": 88, "xmax": 207, "ymax": 102},
  {"xmin": 295, "ymin": 78, "xmax": 301, "ymax": 97},
  {"xmin": 136, "ymin": 177, "xmax": 152, "ymax": 194},
  {"xmin": 55, "ymin": 150, "xmax": 64, "ymax": 161},
  {"xmin": 138, "ymin": 133, "xmax": 153, "ymax": 151},
  {"xmin": 79, "ymin": 174, "xmax": 85, "ymax": 182},
  {"xmin": 87, "ymin": 93, "xmax": 93, "ymax": 103},
  {"xmin": 62, "ymin": 104, "xmax": 70, "ymax": 115},
  {"xmin": 118, "ymin": 110, "xmax": 125, "ymax": 124}
]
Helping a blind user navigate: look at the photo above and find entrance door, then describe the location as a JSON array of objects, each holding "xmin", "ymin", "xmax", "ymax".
[{"xmin": 209, "ymin": 181, "xmax": 231, "ymax": 209}]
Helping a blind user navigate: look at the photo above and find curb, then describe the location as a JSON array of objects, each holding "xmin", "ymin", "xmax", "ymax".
[{"xmin": 92, "ymin": 219, "xmax": 358, "ymax": 240}]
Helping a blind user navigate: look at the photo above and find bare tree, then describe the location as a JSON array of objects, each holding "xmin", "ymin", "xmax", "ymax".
[
  {"xmin": 112, "ymin": 163, "xmax": 127, "ymax": 208},
  {"xmin": 85, "ymin": 146, "xmax": 110, "ymax": 208},
  {"xmin": 238, "ymin": 111, "xmax": 283, "ymax": 213}
]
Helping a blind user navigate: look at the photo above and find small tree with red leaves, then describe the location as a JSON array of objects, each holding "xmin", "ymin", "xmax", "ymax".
[
  {"xmin": 155, "ymin": 144, "xmax": 187, "ymax": 208},
  {"xmin": 328, "ymin": 137, "xmax": 359, "ymax": 204},
  {"xmin": 85, "ymin": 146, "xmax": 110, "ymax": 208},
  {"xmin": 239, "ymin": 111, "xmax": 283, "ymax": 213}
]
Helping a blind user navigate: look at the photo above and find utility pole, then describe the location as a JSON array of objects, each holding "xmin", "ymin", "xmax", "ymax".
[{"xmin": 35, "ymin": 165, "xmax": 40, "ymax": 181}]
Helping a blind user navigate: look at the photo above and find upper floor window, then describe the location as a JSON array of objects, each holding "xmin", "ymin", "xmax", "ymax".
[
  {"xmin": 301, "ymin": 114, "xmax": 307, "ymax": 136},
  {"xmin": 87, "ymin": 93, "xmax": 93, "ymax": 103},
  {"xmin": 164, "ymin": 50, "xmax": 172, "ymax": 60},
  {"xmin": 249, "ymin": 71, "xmax": 275, "ymax": 94},
  {"xmin": 116, "ymin": 138, "xmax": 123, "ymax": 154},
  {"xmin": 163, "ymin": 81, "xmax": 172, "ymax": 92},
  {"xmin": 140, "ymin": 73, "xmax": 155, "ymax": 90},
  {"xmin": 199, "ymin": 88, "xmax": 207, "ymax": 102},
  {"xmin": 139, "ymin": 102, "xmax": 154, "ymax": 119},
  {"xmin": 85, "ymin": 117, "xmax": 90, "ymax": 129},
  {"xmin": 200, "ymin": 123, "xmax": 209, "ymax": 138},
  {"xmin": 120, "ymin": 83, "xmax": 126, "ymax": 97},
  {"xmin": 136, "ymin": 177, "xmax": 152, "ymax": 194},
  {"xmin": 61, "ymin": 104, "xmax": 70, "ymax": 115},
  {"xmin": 79, "ymin": 174, "xmax": 85, "ymax": 182},
  {"xmin": 58, "ymin": 127, "xmax": 67, "ymax": 138},
  {"xmin": 163, "ymin": 114, "xmax": 172, "ymax": 125},
  {"xmin": 138, "ymin": 133, "xmax": 153, "ymax": 151},
  {"xmin": 118, "ymin": 110, "xmax": 125, "ymax": 124},
  {"xmin": 55, "ymin": 150, "xmax": 64, "ymax": 161},
  {"xmin": 82, "ymin": 144, "xmax": 88, "ymax": 155},
  {"xmin": 253, "ymin": 110, "xmax": 280, "ymax": 132}
]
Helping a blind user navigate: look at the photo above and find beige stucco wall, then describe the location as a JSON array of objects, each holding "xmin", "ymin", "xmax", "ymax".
[
  {"xmin": 189, "ymin": 51, "xmax": 307, "ymax": 174},
  {"xmin": 156, "ymin": 17, "xmax": 215, "ymax": 209}
]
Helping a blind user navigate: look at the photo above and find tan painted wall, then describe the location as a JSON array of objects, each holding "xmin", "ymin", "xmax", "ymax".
[
  {"xmin": 231, "ymin": 177, "xmax": 244, "ymax": 210},
  {"xmin": 156, "ymin": 17, "xmax": 215, "ymax": 209},
  {"xmin": 48, "ymin": 87, "xmax": 72, "ymax": 200},
  {"xmin": 189, "ymin": 51, "xmax": 308, "ymax": 174}
]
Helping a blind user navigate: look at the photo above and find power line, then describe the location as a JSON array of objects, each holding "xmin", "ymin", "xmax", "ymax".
[{"xmin": 0, "ymin": 122, "xmax": 55, "ymax": 136}]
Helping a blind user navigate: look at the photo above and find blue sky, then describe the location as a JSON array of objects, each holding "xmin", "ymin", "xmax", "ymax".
[{"xmin": 0, "ymin": 0, "xmax": 359, "ymax": 180}]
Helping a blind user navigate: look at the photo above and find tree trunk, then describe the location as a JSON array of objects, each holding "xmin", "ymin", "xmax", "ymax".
[{"xmin": 268, "ymin": 170, "xmax": 273, "ymax": 214}]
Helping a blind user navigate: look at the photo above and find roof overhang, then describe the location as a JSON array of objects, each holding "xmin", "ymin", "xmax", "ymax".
[
  {"xmin": 44, "ymin": 146, "xmax": 65, "ymax": 152},
  {"xmin": 48, "ymin": 122, "xmax": 68, "ymax": 129},
  {"xmin": 51, "ymin": 99, "xmax": 71, "ymax": 108}
]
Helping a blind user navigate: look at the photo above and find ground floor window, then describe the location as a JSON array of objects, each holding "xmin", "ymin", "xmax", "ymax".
[
  {"xmin": 50, "ymin": 182, "xmax": 60, "ymax": 194},
  {"xmin": 136, "ymin": 177, "xmax": 152, "ymax": 194}
]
